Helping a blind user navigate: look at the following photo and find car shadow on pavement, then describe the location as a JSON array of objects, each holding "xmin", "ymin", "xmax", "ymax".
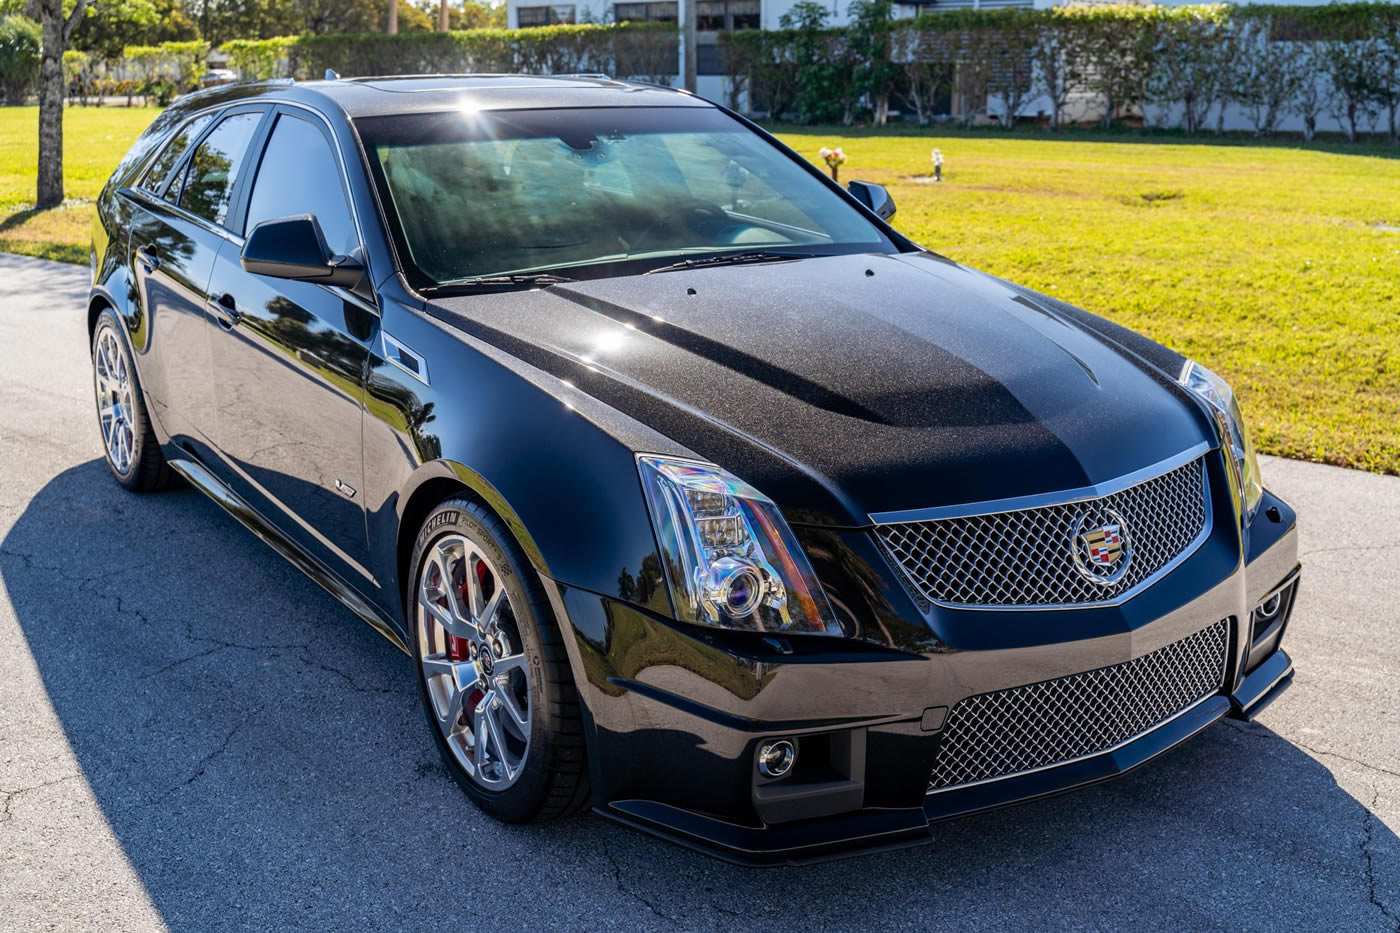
[{"xmin": 4, "ymin": 459, "xmax": 1399, "ymax": 932}]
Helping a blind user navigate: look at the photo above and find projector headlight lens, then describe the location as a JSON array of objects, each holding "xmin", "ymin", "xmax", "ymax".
[{"xmin": 638, "ymin": 455, "xmax": 843, "ymax": 636}]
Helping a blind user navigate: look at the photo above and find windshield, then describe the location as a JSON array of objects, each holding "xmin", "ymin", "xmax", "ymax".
[{"xmin": 355, "ymin": 106, "xmax": 896, "ymax": 287}]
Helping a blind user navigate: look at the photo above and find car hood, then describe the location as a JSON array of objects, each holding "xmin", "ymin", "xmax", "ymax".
[{"xmin": 426, "ymin": 251, "xmax": 1214, "ymax": 526}]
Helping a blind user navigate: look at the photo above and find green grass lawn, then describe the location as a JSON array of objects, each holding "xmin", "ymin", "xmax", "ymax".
[
  {"xmin": 2, "ymin": 105, "xmax": 1396, "ymax": 473},
  {"xmin": 0, "ymin": 105, "xmax": 161, "ymax": 262}
]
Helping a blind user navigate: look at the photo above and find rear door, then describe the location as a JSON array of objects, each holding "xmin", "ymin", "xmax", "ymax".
[
  {"xmin": 123, "ymin": 107, "xmax": 264, "ymax": 455},
  {"xmin": 202, "ymin": 106, "xmax": 378, "ymax": 589}
]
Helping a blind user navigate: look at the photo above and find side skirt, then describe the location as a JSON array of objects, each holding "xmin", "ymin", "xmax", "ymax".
[{"xmin": 167, "ymin": 457, "xmax": 410, "ymax": 656}]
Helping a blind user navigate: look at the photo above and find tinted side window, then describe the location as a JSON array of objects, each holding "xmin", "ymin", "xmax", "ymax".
[
  {"xmin": 244, "ymin": 113, "xmax": 358, "ymax": 256},
  {"xmin": 178, "ymin": 111, "xmax": 261, "ymax": 228},
  {"xmin": 141, "ymin": 112, "xmax": 214, "ymax": 198}
]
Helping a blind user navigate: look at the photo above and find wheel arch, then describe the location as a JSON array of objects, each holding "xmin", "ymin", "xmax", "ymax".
[{"xmin": 393, "ymin": 459, "xmax": 551, "ymax": 623}]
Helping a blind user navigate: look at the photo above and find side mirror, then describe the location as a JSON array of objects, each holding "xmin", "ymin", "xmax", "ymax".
[
  {"xmin": 240, "ymin": 215, "xmax": 363, "ymax": 288},
  {"xmin": 847, "ymin": 180, "xmax": 896, "ymax": 221}
]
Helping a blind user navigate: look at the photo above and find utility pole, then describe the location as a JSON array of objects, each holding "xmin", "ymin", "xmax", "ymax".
[
  {"xmin": 439, "ymin": 0, "xmax": 449, "ymax": 31},
  {"xmin": 680, "ymin": 0, "xmax": 695, "ymax": 92},
  {"xmin": 388, "ymin": 0, "xmax": 398, "ymax": 34}
]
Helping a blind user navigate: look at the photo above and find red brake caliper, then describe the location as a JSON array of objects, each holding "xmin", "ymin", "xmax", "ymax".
[{"xmin": 446, "ymin": 560, "xmax": 492, "ymax": 722}]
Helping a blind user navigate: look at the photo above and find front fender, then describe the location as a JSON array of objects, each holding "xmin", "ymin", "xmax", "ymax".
[{"xmin": 364, "ymin": 297, "xmax": 685, "ymax": 636}]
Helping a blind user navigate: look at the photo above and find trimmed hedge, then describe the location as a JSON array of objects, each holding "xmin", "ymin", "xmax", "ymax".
[
  {"xmin": 724, "ymin": 2, "xmax": 1400, "ymax": 139},
  {"xmin": 222, "ymin": 23, "xmax": 679, "ymax": 84}
]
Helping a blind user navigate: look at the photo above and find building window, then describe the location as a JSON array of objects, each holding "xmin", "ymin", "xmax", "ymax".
[
  {"xmin": 696, "ymin": 0, "xmax": 758, "ymax": 31},
  {"xmin": 696, "ymin": 43, "xmax": 727, "ymax": 75},
  {"xmin": 518, "ymin": 4, "xmax": 576, "ymax": 26},
  {"xmin": 614, "ymin": 2, "xmax": 677, "ymax": 22}
]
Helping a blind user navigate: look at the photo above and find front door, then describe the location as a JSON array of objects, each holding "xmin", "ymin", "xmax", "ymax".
[{"xmin": 203, "ymin": 107, "xmax": 378, "ymax": 589}]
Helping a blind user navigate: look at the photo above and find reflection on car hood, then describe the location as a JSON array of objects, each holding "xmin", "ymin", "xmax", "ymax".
[{"xmin": 427, "ymin": 251, "xmax": 1213, "ymax": 526}]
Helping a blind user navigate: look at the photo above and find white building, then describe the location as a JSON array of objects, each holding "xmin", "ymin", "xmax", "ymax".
[{"xmin": 504, "ymin": 0, "xmax": 1381, "ymax": 132}]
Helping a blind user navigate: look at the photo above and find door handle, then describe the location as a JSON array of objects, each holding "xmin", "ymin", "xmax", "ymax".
[
  {"xmin": 134, "ymin": 246, "xmax": 160, "ymax": 272},
  {"xmin": 208, "ymin": 293, "xmax": 241, "ymax": 329}
]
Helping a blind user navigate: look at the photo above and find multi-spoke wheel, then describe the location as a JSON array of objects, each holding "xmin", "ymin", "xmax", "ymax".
[
  {"xmin": 418, "ymin": 533, "xmax": 533, "ymax": 789},
  {"xmin": 91, "ymin": 309, "xmax": 176, "ymax": 492},
  {"xmin": 95, "ymin": 326, "xmax": 135, "ymax": 475},
  {"xmin": 409, "ymin": 499, "xmax": 591, "ymax": 822}
]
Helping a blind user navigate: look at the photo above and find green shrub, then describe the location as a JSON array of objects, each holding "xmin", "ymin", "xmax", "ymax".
[
  {"xmin": 220, "ymin": 23, "xmax": 677, "ymax": 83},
  {"xmin": 0, "ymin": 15, "xmax": 41, "ymax": 106}
]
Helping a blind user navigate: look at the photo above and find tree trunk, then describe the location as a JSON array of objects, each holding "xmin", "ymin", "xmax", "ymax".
[
  {"xmin": 388, "ymin": 0, "xmax": 398, "ymax": 34},
  {"xmin": 36, "ymin": 1, "xmax": 65, "ymax": 210},
  {"xmin": 438, "ymin": 0, "xmax": 448, "ymax": 31}
]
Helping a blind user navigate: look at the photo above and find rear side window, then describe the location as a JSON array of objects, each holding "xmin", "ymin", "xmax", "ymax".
[
  {"xmin": 177, "ymin": 111, "xmax": 261, "ymax": 228},
  {"xmin": 140, "ymin": 113, "xmax": 213, "ymax": 198},
  {"xmin": 244, "ymin": 113, "xmax": 358, "ymax": 256}
]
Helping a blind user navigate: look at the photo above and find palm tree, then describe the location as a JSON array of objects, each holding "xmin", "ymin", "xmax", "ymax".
[
  {"xmin": 388, "ymin": 0, "xmax": 398, "ymax": 34},
  {"xmin": 438, "ymin": 0, "xmax": 449, "ymax": 31}
]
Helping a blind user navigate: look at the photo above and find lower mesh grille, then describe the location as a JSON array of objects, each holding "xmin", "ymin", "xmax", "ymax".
[{"xmin": 928, "ymin": 619, "xmax": 1230, "ymax": 792}]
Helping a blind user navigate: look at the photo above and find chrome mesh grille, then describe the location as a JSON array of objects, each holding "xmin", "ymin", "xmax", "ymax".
[
  {"xmin": 928, "ymin": 618, "xmax": 1230, "ymax": 792},
  {"xmin": 874, "ymin": 457, "xmax": 1209, "ymax": 608}
]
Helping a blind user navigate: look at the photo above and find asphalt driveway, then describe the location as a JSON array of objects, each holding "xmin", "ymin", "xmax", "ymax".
[{"xmin": 1, "ymin": 252, "xmax": 1397, "ymax": 932}]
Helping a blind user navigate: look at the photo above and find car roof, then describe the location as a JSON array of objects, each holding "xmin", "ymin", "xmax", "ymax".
[{"xmin": 284, "ymin": 74, "xmax": 712, "ymax": 119}]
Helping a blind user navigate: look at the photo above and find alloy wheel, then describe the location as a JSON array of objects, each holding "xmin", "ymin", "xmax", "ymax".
[
  {"xmin": 94, "ymin": 326, "xmax": 136, "ymax": 475},
  {"xmin": 417, "ymin": 533, "xmax": 532, "ymax": 789}
]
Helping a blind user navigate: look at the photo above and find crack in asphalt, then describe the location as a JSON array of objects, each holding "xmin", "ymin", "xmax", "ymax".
[
  {"xmin": 5, "ymin": 549, "xmax": 405, "ymax": 697},
  {"xmin": 602, "ymin": 837, "xmax": 681, "ymax": 927},
  {"xmin": 1362, "ymin": 787, "xmax": 1400, "ymax": 933},
  {"xmin": 148, "ymin": 706, "xmax": 265, "ymax": 808},
  {"xmin": 1223, "ymin": 721, "xmax": 1400, "ymax": 929},
  {"xmin": 1222, "ymin": 720, "xmax": 1400, "ymax": 781},
  {"xmin": 0, "ymin": 775, "xmax": 81, "ymax": 827}
]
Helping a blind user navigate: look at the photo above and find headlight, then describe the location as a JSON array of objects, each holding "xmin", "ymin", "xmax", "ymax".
[
  {"xmin": 637, "ymin": 455, "xmax": 844, "ymax": 636},
  {"xmin": 1179, "ymin": 360, "xmax": 1263, "ymax": 520}
]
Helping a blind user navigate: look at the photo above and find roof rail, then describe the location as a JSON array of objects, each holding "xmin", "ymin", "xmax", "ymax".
[{"xmin": 553, "ymin": 72, "xmax": 611, "ymax": 80}]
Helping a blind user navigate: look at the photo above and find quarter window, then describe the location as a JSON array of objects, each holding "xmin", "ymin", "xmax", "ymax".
[
  {"xmin": 244, "ymin": 113, "xmax": 358, "ymax": 257},
  {"xmin": 177, "ymin": 111, "xmax": 261, "ymax": 228},
  {"xmin": 140, "ymin": 113, "xmax": 214, "ymax": 198}
]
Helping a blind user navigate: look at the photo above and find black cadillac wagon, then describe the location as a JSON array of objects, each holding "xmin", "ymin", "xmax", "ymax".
[{"xmin": 86, "ymin": 74, "xmax": 1300, "ymax": 863}]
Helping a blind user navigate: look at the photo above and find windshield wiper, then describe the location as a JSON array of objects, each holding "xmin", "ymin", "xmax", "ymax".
[
  {"xmin": 426, "ymin": 272, "xmax": 576, "ymax": 293},
  {"xmin": 643, "ymin": 251, "xmax": 815, "ymax": 275}
]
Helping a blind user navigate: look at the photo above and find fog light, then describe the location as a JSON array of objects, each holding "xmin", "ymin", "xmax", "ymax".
[
  {"xmin": 757, "ymin": 739, "xmax": 796, "ymax": 779},
  {"xmin": 1254, "ymin": 592, "xmax": 1283, "ymax": 623}
]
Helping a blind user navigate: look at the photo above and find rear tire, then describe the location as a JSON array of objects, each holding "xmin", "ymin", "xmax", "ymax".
[
  {"xmin": 408, "ymin": 497, "xmax": 591, "ymax": 822},
  {"xmin": 91, "ymin": 309, "xmax": 177, "ymax": 492}
]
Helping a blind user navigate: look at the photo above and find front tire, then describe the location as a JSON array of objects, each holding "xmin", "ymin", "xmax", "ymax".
[
  {"xmin": 91, "ymin": 309, "xmax": 176, "ymax": 492},
  {"xmin": 408, "ymin": 498, "xmax": 590, "ymax": 822}
]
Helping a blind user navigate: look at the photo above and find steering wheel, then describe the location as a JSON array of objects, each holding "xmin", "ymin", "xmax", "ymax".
[{"xmin": 633, "ymin": 200, "xmax": 735, "ymax": 248}]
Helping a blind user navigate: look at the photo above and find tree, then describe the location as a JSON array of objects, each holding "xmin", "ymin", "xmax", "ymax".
[
  {"xmin": 988, "ymin": 11, "xmax": 1040, "ymax": 129},
  {"xmin": 1324, "ymin": 35, "xmax": 1380, "ymax": 142},
  {"xmin": 847, "ymin": 0, "xmax": 895, "ymax": 126},
  {"xmin": 891, "ymin": 25, "xmax": 950, "ymax": 126},
  {"xmin": 35, "ymin": 0, "xmax": 92, "ymax": 209},
  {"xmin": 68, "ymin": 0, "xmax": 169, "ymax": 62},
  {"xmin": 1372, "ymin": 9, "xmax": 1400, "ymax": 143},
  {"xmin": 1146, "ymin": 5, "xmax": 1227, "ymax": 135},
  {"xmin": 1293, "ymin": 43, "xmax": 1328, "ymax": 142},
  {"xmin": 387, "ymin": 0, "xmax": 397, "ymax": 33},
  {"xmin": 1233, "ymin": 10, "xmax": 1304, "ymax": 137},
  {"xmin": 1072, "ymin": 4, "xmax": 1156, "ymax": 129},
  {"xmin": 1032, "ymin": 8, "xmax": 1082, "ymax": 131}
]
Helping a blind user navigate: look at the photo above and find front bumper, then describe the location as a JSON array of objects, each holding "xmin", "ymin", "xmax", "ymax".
[{"xmin": 547, "ymin": 488, "xmax": 1300, "ymax": 866}]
